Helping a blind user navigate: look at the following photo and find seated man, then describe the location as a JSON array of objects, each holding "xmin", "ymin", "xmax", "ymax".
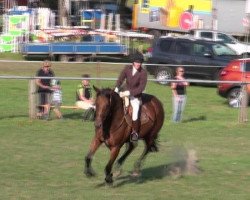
[{"xmin": 75, "ymin": 74, "xmax": 95, "ymax": 120}]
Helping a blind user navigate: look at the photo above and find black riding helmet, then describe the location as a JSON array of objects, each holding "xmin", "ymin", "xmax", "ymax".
[{"xmin": 130, "ymin": 51, "xmax": 144, "ymax": 63}]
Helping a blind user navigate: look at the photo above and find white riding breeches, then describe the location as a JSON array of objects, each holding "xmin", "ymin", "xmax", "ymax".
[{"xmin": 130, "ymin": 96, "xmax": 140, "ymax": 121}]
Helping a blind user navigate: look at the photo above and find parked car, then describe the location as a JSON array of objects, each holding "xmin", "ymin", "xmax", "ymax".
[
  {"xmin": 147, "ymin": 36, "xmax": 239, "ymax": 84},
  {"xmin": 189, "ymin": 29, "xmax": 250, "ymax": 56},
  {"xmin": 217, "ymin": 58, "xmax": 250, "ymax": 107}
]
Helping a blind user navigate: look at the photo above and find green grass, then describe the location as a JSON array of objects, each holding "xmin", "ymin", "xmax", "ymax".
[
  {"xmin": 0, "ymin": 53, "xmax": 24, "ymax": 60},
  {"xmin": 0, "ymin": 61, "xmax": 250, "ymax": 199}
]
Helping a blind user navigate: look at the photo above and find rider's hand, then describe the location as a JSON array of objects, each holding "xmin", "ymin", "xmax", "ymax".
[{"xmin": 114, "ymin": 87, "xmax": 119, "ymax": 93}]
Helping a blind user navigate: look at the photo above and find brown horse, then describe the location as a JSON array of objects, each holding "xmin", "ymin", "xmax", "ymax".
[{"xmin": 84, "ymin": 86, "xmax": 165, "ymax": 184}]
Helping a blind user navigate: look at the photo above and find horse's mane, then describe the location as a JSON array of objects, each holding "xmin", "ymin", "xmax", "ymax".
[
  {"xmin": 96, "ymin": 87, "xmax": 112, "ymax": 96},
  {"xmin": 96, "ymin": 87, "xmax": 121, "ymax": 103},
  {"xmin": 95, "ymin": 87, "xmax": 122, "ymax": 138}
]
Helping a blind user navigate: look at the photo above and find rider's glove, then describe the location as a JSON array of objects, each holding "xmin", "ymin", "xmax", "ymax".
[
  {"xmin": 114, "ymin": 87, "xmax": 119, "ymax": 93},
  {"xmin": 119, "ymin": 90, "xmax": 130, "ymax": 98}
]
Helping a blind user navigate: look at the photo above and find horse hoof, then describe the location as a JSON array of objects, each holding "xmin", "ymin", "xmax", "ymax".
[
  {"xmin": 84, "ymin": 168, "xmax": 96, "ymax": 177},
  {"xmin": 105, "ymin": 174, "xmax": 113, "ymax": 184},
  {"xmin": 105, "ymin": 177, "xmax": 113, "ymax": 185}
]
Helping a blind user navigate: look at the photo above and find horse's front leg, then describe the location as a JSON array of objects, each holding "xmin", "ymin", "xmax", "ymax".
[
  {"xmin": 105, "ymin": 146, "xmax": 121, "ymax": 184},
  {"xmin": 84, "ymin": 136, "xmax": 102, "ymax": 177}
]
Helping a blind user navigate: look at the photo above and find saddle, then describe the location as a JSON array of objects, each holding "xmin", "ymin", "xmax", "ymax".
[{"xmin": 122, "ymin": 94, "xmax": 155, "ymax": 127}]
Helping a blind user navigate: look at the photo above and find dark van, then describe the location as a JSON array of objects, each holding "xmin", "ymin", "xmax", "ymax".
[{"xmin": 147, "ymin": 36, "xmax": 239, "ymax": 84}]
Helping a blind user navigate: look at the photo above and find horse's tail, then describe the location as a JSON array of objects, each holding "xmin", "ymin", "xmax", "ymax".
[
  {"xmin": 152, "ymin": 95, "xmax": 165, "ymax": 132},
  {"xmin": 148, "ymin": 96, "xmax": 165, "ymax": 152}
]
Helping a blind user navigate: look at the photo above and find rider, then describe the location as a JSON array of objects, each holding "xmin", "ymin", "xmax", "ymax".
[{"xmin": 114, "ymin": 52, "xmax": 147, "ymax": 142}]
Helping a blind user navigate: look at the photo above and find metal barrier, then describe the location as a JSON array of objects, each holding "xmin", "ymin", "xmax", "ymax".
[
  {"xmin": 0, "ymin": 60, "xmax": 249, "ymax": 122},
  {"xmin": 0, "ymin": 75, "xmax": 248, "ymax": 122}
]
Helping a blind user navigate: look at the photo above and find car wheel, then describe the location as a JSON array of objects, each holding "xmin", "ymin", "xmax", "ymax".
[
  {"xmin": 227, "ymin": 88, "xmax": 242, "ymax": 108},
  {"xmin": 75, "ymin": 55, "xmax": 84, "ymax": 62},
  {"xmin": 59, "ymin": 55, "xmax": 69, "ymax": 62},
  {"xmin": 155, "ymin": 67, "xmax": 173, "ymax": 85}
]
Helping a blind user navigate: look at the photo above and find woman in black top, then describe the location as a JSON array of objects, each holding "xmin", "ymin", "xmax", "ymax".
[{"xmin": 171, "ymin": 67, "xmax": 189, "ymax": 122}]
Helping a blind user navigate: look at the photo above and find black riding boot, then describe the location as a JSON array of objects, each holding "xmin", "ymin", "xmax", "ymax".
[{"xmin": 131, "ymin": 120, "xmax": 140, "ymax": 142}]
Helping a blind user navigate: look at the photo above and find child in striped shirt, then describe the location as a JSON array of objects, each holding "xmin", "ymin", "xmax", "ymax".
[{"xmin": 50, "ymin": 79, "xmax": 63, "ymax": 119}]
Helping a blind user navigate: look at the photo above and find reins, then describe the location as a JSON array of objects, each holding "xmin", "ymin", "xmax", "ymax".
[{"xmin": 108, "ymin": 92, "xmax": 127, "ymax": 132}]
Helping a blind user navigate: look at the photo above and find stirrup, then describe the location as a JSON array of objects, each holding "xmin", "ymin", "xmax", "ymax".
[{"xmin": 130, "ymin": 131, "xmax": 139, "ymax": 142}]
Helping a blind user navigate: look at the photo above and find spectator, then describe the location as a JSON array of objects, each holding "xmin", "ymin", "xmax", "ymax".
[
  {"xmin": 75, "ymin": 74, "xmax": 95, "ymax": 110},
  {"xmin": 50, "ymin": 79, "xmax": 63, "ymax": 119},
  {"xmin": 114, "ymin": 51, "xmax": 147, "ymax": 142},
  {"xmin": 171, "ymin": 67, "xmax": 189, "ymax": 122},
  {"xmin": 75, "ymin": 74, "xmax": 95, "ymax": 121},
  {"xmin": 35, "ymin": 60, "xmax": 54, "ymax": 120}
]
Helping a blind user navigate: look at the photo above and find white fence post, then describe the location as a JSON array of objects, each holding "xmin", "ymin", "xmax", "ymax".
[
  {"xmin": 239, "ymin": 85, "xmax": 248, "ymax": 123},
  {"xmin": 29, "ymin": 79, "xmax": 37, "ymax": 119}
]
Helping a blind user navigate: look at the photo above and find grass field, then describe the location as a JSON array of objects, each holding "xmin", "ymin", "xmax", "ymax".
[
  {"xmin": 0, "ymin": 61, "xmax": 250, "ymax": 200},
  {"xmin": 0, "ymin": 53, "xmax": 24, "ymax": 61}
]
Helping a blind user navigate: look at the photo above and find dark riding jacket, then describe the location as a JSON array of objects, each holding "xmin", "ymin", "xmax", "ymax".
[{"xmin": 116, "ymin": 65, "xmax": 147, "ymax": 97}]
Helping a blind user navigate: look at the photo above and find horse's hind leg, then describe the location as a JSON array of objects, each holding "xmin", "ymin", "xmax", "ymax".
[
  {"xmin": 132, "ymin": 146, "xmax": 150, "ymax": 176},
  {"xmin": 114, "ymin": 142, "xmax": 136, "ymax": 177},
  {"xmin": 84, "ymin": 137, "xmax": 102, "ymax": 177},
  {"xmin": 133, "ymin": 128, "xmax": 160, "ymax": 176}
]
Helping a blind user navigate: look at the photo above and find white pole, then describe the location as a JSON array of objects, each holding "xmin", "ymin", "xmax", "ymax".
[
  {"xmin": 100, "ymin": 13, "xmax": 106, "ymax": 30},
  {"xmin": 115, "ymin": 14, "xmax": 120, "ymax": 31},
  {"xmin": 107, "ymin": 13, "xmax": 113, "ymax": 31}
]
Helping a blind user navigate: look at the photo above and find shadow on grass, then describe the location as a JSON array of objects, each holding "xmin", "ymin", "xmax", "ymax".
[
  {"xmin": 182, "ymin": 115, "xmax": 207, "ymax": 123},
  {"xmin": 63, "ymin": 112, "xmax": 83, "ymax": 120},
  {"xmin": 93, "ymin": 164, "xmax": 171, "ymax": 188},
  {"xmin": 114, "ymin": 164, "xmax": 170, "ymax": 187},
  {"xmin": 0, "ymin": 113, "xmax": 85, "ymax": 121},
  {"xmin": 93, "ymin": 149, "xmax": 201, "ymax": 187},
  {"xmin": 0, "ymin": 114, "xmax": 27, "ymax": 120}
]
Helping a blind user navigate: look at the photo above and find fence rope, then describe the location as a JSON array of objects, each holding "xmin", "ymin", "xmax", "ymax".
[{"xmin": 0, "ymin": 75, "xmax": 249, "ymax": 84}]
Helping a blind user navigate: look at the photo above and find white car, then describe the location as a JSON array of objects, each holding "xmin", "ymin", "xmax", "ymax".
[{"xmin": 189, "ymin": 29, "xmax": 250, "ymax": 56}]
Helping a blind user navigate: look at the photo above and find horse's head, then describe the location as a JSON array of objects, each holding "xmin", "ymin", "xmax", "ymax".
[{"xmin": 93, "ymin": 86, "xmax": 118, "ymax": 129}]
